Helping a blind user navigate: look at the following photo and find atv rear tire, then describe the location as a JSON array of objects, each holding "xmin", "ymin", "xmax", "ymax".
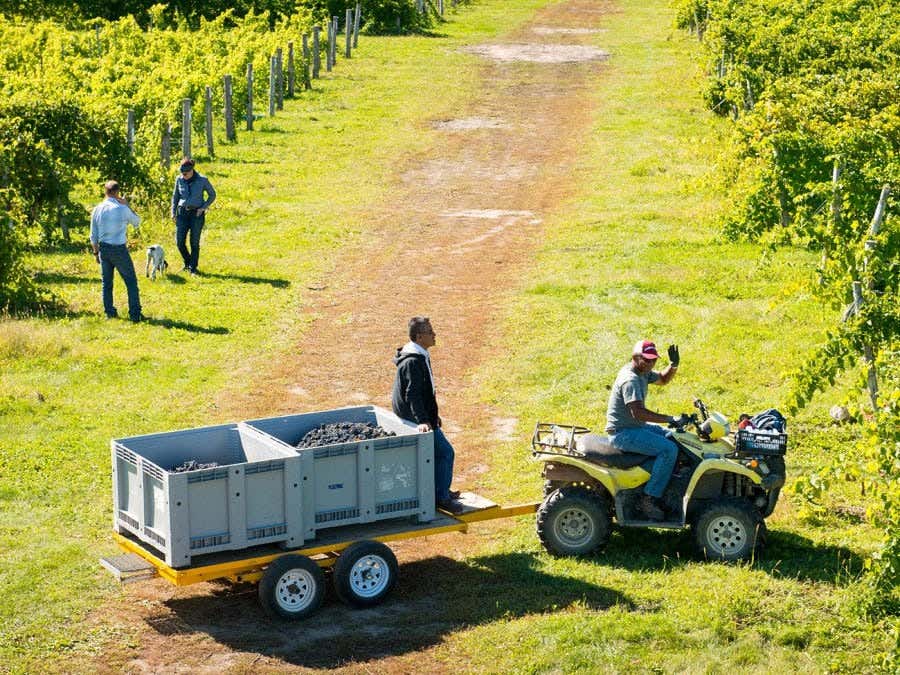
[
  {"xmin": 693, "ymin": 499, "xmax": 765, "ymax": 562},
  {"xmin": 537, "ymin": 486, "xmax": 611, "ymax": 557}
]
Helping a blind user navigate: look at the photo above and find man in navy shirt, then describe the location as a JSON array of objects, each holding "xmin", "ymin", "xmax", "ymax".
[
  {"xmin": 90, "ymin": 180, "xmax": 143, "ymax": 322},
  {"xmin": 171, "ymin": 157, "xmax": 216, "ymax": 275}
]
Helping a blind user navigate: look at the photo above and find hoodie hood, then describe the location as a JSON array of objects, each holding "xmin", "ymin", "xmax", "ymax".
[{"xmin": 393, "ymin": 348, "xmax": 423, "ymax": 366}]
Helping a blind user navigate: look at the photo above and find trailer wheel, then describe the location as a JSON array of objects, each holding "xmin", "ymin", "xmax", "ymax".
[
  {"xmin": 333, "ymin": 540, "xmax": 398, "ymax": 608},
  {"xmin": 537, "ymin": 486, "xmax": 611, "ymax": 557},
  {"xmin": 258, "ymin": 554, "xmax": 325, "ymax": 620}
]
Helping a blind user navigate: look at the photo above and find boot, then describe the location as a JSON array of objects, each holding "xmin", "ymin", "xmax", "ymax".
[{"xmin": 640, "ymin": 494, "xmax": 666, "ymax": 521}]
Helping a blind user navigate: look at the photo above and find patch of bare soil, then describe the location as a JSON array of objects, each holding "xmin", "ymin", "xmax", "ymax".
[
  {"xmin": 431, "ymin": 116, "xmax": 510, "ymax": 130},
  {"xmin": 531, "ymin": 26, "xmax": 607, "ymax": 35},
  {"xmin": 84, "ymin": 1, "xmax": 615, "ymax": 672},
  {"xmin": 461, "ymin": 43, "xmax": 610, "ymax": 63}
]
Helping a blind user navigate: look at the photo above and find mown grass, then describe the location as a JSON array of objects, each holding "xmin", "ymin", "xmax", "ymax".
[
  {"xmin": 0, "ymin": 0, "xmax": 549, "ymax": 669},
  {"xmin": 449, "ymin": 0, "xmax": 892, "ymax": 671},
  {"xmin": 1, "ymin": 0, "xmax": 893, "ymax": 671}
]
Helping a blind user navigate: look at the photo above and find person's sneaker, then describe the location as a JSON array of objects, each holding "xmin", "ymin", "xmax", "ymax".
[
  {"xmin": 105, "ymin": 311, "xmax": 118, "ymax": 319},
  {"xmin": 640, "ymin": 494, "xmax": 666, "ymax": 521},
  {"xmin": 448, "ymin": 489, "xmax": 461, "ymax": 499},
  {"xmin": 437, "ymin": 498, "xmax": 465, "ymax": 515},
  {"xmin": 130, "ymin": 314, "xmax": 146, "ymax": 323}
]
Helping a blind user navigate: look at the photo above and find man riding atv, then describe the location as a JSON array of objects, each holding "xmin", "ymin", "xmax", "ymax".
[
  {"xmin": 606, "ymin": 339, "xmax": 685, "ymax": 520},
  {"xmin": 532, "ymin": 339, "xmax": 788, "ymax": 561}
]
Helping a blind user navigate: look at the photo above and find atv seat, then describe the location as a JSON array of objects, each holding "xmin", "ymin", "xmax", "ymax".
[{"xmin": 575, "ymin": 433, "xmax": 650, "ymax": 469}]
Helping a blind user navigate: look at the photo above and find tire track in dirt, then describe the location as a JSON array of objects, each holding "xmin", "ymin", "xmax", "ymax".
[{"xmin": 88, "ymin": 1, "xmax": 614, "ymax": 672}]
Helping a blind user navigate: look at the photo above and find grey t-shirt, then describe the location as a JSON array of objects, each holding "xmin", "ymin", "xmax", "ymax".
[{"xmin": 605, "ymin": 364, "xmax": 660, "ymax": 433}]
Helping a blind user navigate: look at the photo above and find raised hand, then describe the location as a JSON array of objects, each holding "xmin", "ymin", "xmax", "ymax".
[{"xmin": 667, "ymin": 344, "xmax": 680, "ymax": 367}]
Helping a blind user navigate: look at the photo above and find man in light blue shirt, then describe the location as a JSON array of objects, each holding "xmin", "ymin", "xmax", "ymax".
[{"xmin": 90, "ymin": 180, "xmax": 143, "ymax": 322}]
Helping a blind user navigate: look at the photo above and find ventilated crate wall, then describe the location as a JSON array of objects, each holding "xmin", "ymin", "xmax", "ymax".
[
  {"xmin": 241, "ymin": 405, "xmax": 436, "ymax": 529},
  {"xmin": 112, "ymin": 424, "xmax": 303, "ymax": 567}
]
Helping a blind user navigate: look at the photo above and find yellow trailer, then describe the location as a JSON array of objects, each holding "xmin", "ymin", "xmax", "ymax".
[{"xmin": 102, "ymin": 493, "xmax": 538, "ymax": 620}]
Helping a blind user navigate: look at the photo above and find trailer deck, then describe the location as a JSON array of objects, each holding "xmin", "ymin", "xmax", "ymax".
[{"xmin": 103, "ymin": 492, "xmax": 538, "ymax": 589}]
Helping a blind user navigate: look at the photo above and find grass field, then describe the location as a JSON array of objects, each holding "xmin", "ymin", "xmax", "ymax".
[{"xmin": 1, "ymin": 0, "xmax": 895, "ymax": 671}]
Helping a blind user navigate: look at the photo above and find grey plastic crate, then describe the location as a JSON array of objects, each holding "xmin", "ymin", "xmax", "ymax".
[
  {"xmin": 240, "ymin": 405, "xmax": 436, "ymax": 531},
  {"xmin": 112, "ymin": 423, "xmax": 303, "ymax": 567}
]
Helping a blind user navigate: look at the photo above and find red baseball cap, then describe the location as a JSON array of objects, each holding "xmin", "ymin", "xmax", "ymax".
[{"xmin": 632, "ymin": 339, "xmax": 659, "ymax": 359}]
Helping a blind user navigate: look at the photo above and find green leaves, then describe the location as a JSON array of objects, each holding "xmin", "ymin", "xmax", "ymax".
[{"xmin": 678, "ymin": 0, "xmax": 900, "ymax": 627}]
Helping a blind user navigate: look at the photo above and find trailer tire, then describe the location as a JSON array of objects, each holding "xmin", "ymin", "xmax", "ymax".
[
  {"xmin": 258, "ymin": 554, "xmax": 325, "ymax": 620},
  {"xmin": 333, "ymin": 540, "xmax": 398, "ymax": 608},
  {"xmin": 537, "ymin": 486, "xmax": 611, "ymax": 557}
]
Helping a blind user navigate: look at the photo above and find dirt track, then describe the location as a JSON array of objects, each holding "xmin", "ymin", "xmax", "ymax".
[{"xmin": 89, "ymin": 1, "xmax": 612, "ymax": 671}]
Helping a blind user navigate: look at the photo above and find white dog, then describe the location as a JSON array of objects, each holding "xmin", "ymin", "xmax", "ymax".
[{"xmin": 145, "ymin": 245, "xmax": 168, "ymax": 280}]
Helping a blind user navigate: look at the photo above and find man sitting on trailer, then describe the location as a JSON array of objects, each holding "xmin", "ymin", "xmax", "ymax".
[{"xmin": 391, "ymin": 316, "xmax": 464, "ymax": 515}]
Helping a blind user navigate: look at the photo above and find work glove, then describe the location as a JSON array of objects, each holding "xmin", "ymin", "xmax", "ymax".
[
  {"xmin": 669, "ymin": 413, "xmax": 692, "ymax": 428},
  {"xmin": 667, "ymin": 344, "xmax": 680, "ymax": 367}
]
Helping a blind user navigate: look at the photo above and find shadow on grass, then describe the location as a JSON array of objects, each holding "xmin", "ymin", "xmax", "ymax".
[
  {"xmin": 212, "ymin": 156, "xmax": 268, "ymax": 165},
  {"xmin": 33, "ymin": 271, "xmax": 94, "ymax": 285},
  {"xmin": 197, "ymin": 271, "xmax": 290, "ymax": 288},
  {"xmin": 602, "ymin": 526, "xmax": 863, "ymax": 584},
  {"xmin": 157, "ymin": 553, "xmax": 630, "ymax": 668},
  {"xmin": 142, "ymin": 316, "xmax": 230, "ymax": 334}
]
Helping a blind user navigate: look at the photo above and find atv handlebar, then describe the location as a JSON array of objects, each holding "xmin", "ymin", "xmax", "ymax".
[{"xmin": 668, "ymin": 413, "xmax": 699, "ymax": 431}]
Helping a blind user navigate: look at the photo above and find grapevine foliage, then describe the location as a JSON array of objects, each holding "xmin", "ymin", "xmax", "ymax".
[
  {"xmin": 0, "ymin": 9, "xmax": 320, "ymax": 308},
  {"xmin": 679, "ymin": 0, "xmax": 899, "ymax": 629}
]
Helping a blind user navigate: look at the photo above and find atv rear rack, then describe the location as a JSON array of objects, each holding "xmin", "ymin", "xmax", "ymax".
[{"xmin": 531, "ymin": 422, "xmax": 591, "ymax": 456}]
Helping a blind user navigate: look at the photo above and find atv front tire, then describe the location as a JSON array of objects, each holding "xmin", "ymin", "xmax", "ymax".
[
  {"xmin": 693, "ymin": 499, "xmax": 765, "ymax": 562},
  {"xmin": 537, "ymin": 486, "xmax": 611, "ymax": 557}
]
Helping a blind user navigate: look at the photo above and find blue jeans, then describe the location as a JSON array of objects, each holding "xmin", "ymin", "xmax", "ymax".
[
  {"xmin": 433, "ymin": 427, "xmax": 455, "ymax": 501},
  {"xmin": 175, "ymin": 210, "xmax": 205, "ymax": 271},
  {"xmin": 99, "ymin": 243, "xmax": 141, "ymax": 321},
  {"xmin": 607, "ymin": 425, "xmax": 677, "ymax": 498}
]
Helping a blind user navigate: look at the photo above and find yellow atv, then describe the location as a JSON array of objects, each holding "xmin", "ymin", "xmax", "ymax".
[{"xmin": 532, "ymin": 400, "xmax": 786, "ymax": 562}]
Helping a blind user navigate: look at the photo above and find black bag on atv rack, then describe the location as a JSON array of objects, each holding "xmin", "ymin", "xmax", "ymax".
[{"xmin": 737, "ymin": 408, "xmax": 787, "ymax": 456}]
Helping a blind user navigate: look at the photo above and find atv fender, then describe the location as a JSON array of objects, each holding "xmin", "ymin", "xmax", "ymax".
[
  {"xmin": 539, "ymin": 453, "xmax": 649, "ymax": 496},
  {"xmin": 683, "ymin": 459, "xmax": 763, "ymax": 504}
]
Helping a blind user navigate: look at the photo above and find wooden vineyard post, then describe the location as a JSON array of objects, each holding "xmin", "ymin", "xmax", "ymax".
[
  {"xmin": 353, "ymin": 3, "xmax": 360, "ymax": 48},
  {"xmin": 247, "ymin": 62, "xmax": 254, "ymax": 131},
  {"xmin": 181, "ymin": 98, "xmax": 191, "ymax": 158},
  {"xmin": 287, "ymin": 42, "xmax": 295, "ymax": 98},
  {"xmin": 312, "ymin": 27, "xmax": 321, "ymax": 79},
  {"xmin": 224, "ymin": 75, "xmax": 236, "ymax": 141},
  {"xmin": 326, "ymin": 21, "xmax": 333, "ymax": 72},
  {"xmin": 204, "ymin": 86, "xmax": 214, "ymax": 157},
  {"xmin": 346, "ymin": 9, "xmax": 353, "ymax": 58},
  {"xmin": 276, "ymin": 48, "xmax": 284, "ymax": 110},
  {"xmin": 302, "ymin": 34, "xmax": 312, "ymax": 89},
  {"xmin": 269, "ymin": 55, "xmax": 276, "ymax": 117}
]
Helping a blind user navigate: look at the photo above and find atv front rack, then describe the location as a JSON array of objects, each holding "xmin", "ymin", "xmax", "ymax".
[{"xmin": 531, "ymin": 422, "xmax": 591, "ymax": 456}]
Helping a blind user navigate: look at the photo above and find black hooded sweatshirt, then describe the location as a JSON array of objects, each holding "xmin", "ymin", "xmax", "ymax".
[{"xmin": 391, "ymin": 348, "xmax": 439, "ymax": 428}]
